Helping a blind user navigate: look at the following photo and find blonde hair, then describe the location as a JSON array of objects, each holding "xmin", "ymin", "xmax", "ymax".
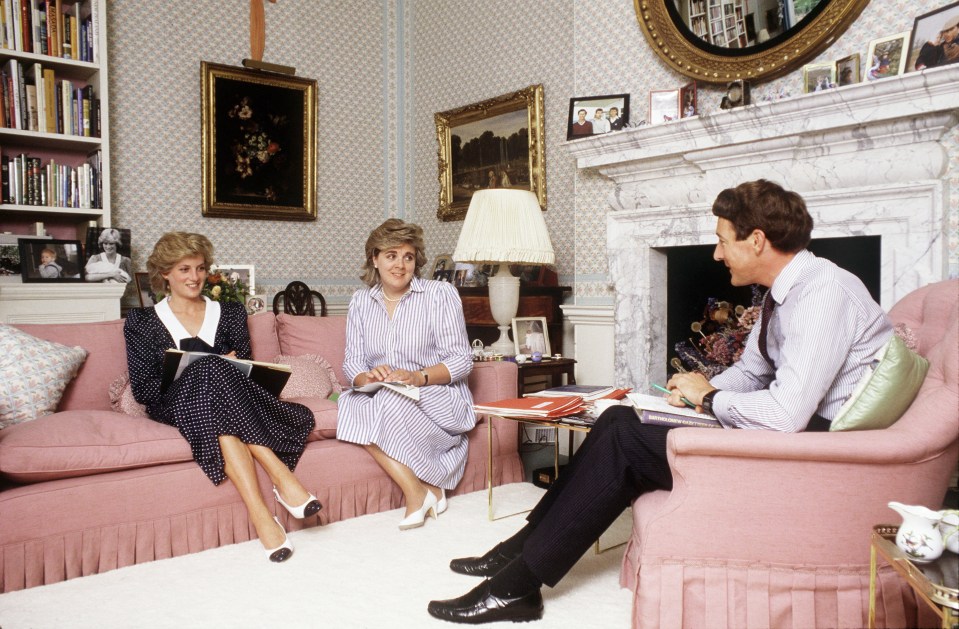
[
  {"xmin": 360, "ymin": 219, "xmax": 427, "ymax": 287},
  {"xmin": 147, "ymin": 232, "xmax": 214, "ymax": 293}
]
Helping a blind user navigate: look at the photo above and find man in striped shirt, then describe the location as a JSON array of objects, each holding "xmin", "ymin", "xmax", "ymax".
[{"xmin": 427, "ymin": 180, "xmax": 892, "ymax": 625}]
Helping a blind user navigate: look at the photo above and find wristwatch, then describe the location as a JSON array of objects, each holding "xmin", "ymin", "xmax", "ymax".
[
  {"xmin": 701, "ymin": 389, "xmax": 720, "ymax": 416},
  {"xmin": 420, "ymin": 370, "xmax": 429, "ymax": 386}
]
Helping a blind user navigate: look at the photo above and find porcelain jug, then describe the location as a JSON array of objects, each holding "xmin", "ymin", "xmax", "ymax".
[
  {"xmin": 888, "ymin": 502, "xmax": 944, "ymax": 563},
  {"xmin": 939, "ymin": 509, "xmax": 959, "ymax": 554}
]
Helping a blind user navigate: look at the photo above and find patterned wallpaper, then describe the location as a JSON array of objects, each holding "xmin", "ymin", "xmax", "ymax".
[{"xmin": 107, "ymin": 1, "xmax": 957, "ymax": 308}]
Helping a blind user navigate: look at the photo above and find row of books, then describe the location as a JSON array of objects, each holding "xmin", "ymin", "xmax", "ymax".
[
  {"xmin": 0, "ymin": 0, "xmax": 99, "ymax": 62},
  {"xmin": 1, "ymin": 149, "xmax": 101, "ymax": 208},
  {"xmin": 1, "ymin": 59, "xmax": 99, "ymax": 135}
]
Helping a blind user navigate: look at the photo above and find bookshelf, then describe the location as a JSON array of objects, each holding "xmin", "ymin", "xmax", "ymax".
[
  {"xmin": 704, "ymin": 0, "xmax": 747, "ymax": 48},
  {"xmin": 0, "ymin": 0, "xmax": 109, "ymax": 242},
  {"xmin": 0, "ymin": 0, "xmax": 114, "ymax": 323}
]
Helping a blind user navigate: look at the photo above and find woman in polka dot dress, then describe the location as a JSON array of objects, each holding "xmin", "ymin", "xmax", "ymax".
[{"xmin": 123, "ymin": 232, "xmax": 320, "ymax": 563}]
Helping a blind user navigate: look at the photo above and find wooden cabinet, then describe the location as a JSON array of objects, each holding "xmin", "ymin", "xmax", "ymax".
[{"xmin": 457, "ymin": 285, "xmax": 571, "ymax": 354}]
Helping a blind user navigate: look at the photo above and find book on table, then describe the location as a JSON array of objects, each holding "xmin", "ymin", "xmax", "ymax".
[
  {"xmin": 526, "ymin": 384, "xmax": 630, "ymax": 402},
  {"xmin": 473, "ymin": 395, "xmax": 585, "ymax": 419},
  {"xmin": 161, "ymin": 350, "xmax": 292, "ymax": 398},
  {"xmin": 349, "ymin": 381, "xmax": 420, "ymax": 401},
  {"xmin": 626, "ymin": 392, "xmax": 721, "ymax": 428}
]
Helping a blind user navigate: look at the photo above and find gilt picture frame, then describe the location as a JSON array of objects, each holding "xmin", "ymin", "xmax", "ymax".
[
  {"xmin": 201, "ymin": 62, "xmax": 317, "ymax": 221},
  {"xmin": 435, "ymin": 84, "xmax": 546, "ymax": 221}
]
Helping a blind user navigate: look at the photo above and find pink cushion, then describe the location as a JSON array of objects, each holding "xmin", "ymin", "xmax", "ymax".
[
  {"xmin": 0, "ymin": 410, "xmax": 192, "ymax": 483},
  {"xmin": 286, "ymin": 397, "xmax": 338, "ymax": 439},
  {"xmin": 13, "ymin": 320, "xmax": 127, "ymax": 412},
  {"xmin": 108, "ymin": 372, "xmax": 149, "ymax": 417},
  {"xmin": 275, "ymin": 354, "xmax": 341, "ymax": 401},
  {"xmin": 247, "ymin": 311, "xmax": 281, "ymax": 362},
  {"xmin": 275, "ymin": 315, "xmax": 348, "ymax": 386}
]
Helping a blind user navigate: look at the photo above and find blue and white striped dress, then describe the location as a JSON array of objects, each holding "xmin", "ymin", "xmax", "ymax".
[{"xmin": 337, "ymin": 276, "xmax": 475, "ymax": 489}]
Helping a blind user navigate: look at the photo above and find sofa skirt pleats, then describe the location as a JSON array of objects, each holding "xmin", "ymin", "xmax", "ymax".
[{"xmin": 624, "ymin": 557, "xmax": 938, "ymax": 629}]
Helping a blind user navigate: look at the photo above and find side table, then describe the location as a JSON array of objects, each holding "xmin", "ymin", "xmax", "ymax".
[
  {"xmin": 869, "ymin": 525, "xmax": 958, "ymax": 628},
  {"xmin": 516, "ymin": 357, "xmax": 576, "ymax": 394}
]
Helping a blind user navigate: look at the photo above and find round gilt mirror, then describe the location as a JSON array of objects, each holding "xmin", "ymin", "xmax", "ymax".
[{"xmin": 633, "ymin": 0, "xmax": 869, "ymax": 83}]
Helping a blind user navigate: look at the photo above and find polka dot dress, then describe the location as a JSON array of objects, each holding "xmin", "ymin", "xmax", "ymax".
[{"xmin": 123, "ymin": 302, "xmax": 314, "ymax": 485}]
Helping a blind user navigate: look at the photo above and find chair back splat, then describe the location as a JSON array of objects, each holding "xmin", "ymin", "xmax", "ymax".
[{"xmin": 272, "ymin": 281, "xmax": 327, "ymax": 316}]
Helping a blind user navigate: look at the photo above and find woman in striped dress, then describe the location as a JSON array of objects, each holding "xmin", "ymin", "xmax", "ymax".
[{"xmin": 337, "ymin": 219, "xmax": 475, "ymax": 530}]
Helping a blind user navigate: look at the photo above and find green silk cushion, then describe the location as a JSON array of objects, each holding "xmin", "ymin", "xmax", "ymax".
[{"xmin": 830, "ymin": 334, "xmax": 929, "ymax": 432}]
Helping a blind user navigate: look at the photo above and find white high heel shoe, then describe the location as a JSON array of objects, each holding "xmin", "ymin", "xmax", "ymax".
[
  {"xmin": 273, "ymin": 486, "xmax": 323, "ymax": 519},
  {"xmin": 264, "ymin": 516, "xmax": 294, "ymax": 563},
  {"xmin": 399, "ymin": 490, "xmax": 438, "ymax": 530},
  {"xmin": 436, "ymin": 489, "xmax": 448, "ymax": 515}
]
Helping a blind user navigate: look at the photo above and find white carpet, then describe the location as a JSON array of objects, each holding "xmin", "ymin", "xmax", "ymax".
[{"xmin": 0, "ymin": 483, "xmax": 634, "ymax": 629}]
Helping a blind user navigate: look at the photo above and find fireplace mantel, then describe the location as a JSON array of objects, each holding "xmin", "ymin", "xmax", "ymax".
[{"xmin": 565, "ymin": 65, "xmax": 958, "ymax": 390}]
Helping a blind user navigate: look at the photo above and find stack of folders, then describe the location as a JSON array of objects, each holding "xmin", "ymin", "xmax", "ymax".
[
  {"xmin": 526, "ymin": 384, "xmax": 630, "ymax": 402},
  {"xmin": 473, "ymin": 396, "xmax": 585, "ymax": 419}
]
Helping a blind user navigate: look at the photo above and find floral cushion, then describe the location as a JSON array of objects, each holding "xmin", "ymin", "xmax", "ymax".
[
  {"xmin": 274, "ymin": 353, "xmax": 342, "ymax": 401},
  {"xmin": 108, "ymin": 371, "xmax": 149, "ymax": 418},
  {"xmin": 0, "ymin": 324, "xmax": 88, "ymax": 429}
]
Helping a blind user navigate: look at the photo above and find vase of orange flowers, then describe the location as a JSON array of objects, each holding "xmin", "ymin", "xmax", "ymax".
[{"xmin": 202, "ymin": 271, "xmax": 249, "ymax": 305}]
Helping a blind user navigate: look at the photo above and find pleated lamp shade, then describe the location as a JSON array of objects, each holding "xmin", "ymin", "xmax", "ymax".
[
  {"xmin": 453, "ymin": 189, "xmax": 554, "ymax": 356},
  {"xmin": 452, "ymin": 190, "xmax": 555, "ymax": 265}
]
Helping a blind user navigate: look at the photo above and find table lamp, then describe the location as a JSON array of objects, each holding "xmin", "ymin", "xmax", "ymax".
[{"xmin": 453, "ymin": 189, "xmax": 555, "ymax": 356}]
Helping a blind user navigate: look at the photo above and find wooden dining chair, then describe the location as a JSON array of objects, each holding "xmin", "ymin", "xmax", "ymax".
[{"xmin": 272, "ymin": 281, "xmax": 328, "ymax": 316}]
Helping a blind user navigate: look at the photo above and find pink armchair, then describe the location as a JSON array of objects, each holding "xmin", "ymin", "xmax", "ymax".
[{"xmin": 621, "ymin": 279, "xmax": 959, "ymax": 629}]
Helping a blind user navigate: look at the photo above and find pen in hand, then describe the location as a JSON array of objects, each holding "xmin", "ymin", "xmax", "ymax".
[{"xmin": 650, "ymin": 383, "xmax": 696, "ymax": 409}]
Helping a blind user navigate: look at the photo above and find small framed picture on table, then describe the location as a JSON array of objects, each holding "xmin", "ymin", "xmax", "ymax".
[{"xmin": 512, "ymin": 316, "xmax": 551, "ymax": 357}]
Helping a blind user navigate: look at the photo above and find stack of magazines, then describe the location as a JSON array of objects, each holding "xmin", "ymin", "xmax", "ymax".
[
  {"xmin": 526, "ymin": 384, "xmax": 630, "ymax": 401},
  {"xmin": 473, "ymin": 396, "xmax": 585, "ymax": 419}
]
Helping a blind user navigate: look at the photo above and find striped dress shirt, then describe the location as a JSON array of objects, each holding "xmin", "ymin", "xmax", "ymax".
[
  {"xmin": 710, "ymin": 250, "xmax": 892, "ymax": 432},
  {"xmin": 337, "ymin": 276, "xmax": 475, "ymax": 488}
]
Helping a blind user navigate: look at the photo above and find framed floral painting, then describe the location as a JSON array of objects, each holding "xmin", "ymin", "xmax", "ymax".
[{"xmin": 201, "ymin": 62, "xmax": 317, "ymax": 221}]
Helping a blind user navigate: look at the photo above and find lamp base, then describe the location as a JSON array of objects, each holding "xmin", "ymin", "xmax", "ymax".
[{"xmin": 488, "ymin": 264, "xmax": 520, "ymax": 356}]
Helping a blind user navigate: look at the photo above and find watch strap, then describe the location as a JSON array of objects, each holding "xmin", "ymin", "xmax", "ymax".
[{"xmin": 702, "ymin": 389, "xmax": 720, "ymax": 415}]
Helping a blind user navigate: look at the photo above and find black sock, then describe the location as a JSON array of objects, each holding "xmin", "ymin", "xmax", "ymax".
[
  {"xmin": 488, "ymin": 556, "xmax": 542, "ymax": 598},
  {"xmin": 494, "ymin": 523, "xmax": 534, "ymax": 558}
]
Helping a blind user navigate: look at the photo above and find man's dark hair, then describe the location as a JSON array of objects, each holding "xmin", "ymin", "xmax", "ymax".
[{"xmin": 711, "ymin": 179, "xmax": 813, "ymax": 253}]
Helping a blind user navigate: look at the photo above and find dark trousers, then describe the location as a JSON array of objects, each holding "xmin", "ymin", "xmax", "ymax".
[{"xmin": 521, "ymin": 406, "xmax": 674, "ymax": 587}]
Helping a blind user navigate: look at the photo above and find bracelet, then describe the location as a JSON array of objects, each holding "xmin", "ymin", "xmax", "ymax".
[{"xmin": 420, "ymin": 370, "xmax": 429, "ymax": 386}]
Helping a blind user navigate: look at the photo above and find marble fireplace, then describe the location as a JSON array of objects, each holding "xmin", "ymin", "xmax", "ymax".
[{"xmin": 566, "ymin": 65, "xmax": 959, "ymax": 389}]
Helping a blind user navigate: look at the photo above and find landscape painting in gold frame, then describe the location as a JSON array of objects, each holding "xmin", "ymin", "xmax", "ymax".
[
  {"xmin": 435, "ymin": 84, "xmax": 546, "ymax": 222},
  {"xmin": 201, "ymin": 62, "xmax": 317, "ymax": 221}
]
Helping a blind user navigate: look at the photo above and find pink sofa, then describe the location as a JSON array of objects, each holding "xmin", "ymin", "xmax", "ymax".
[
  {"xmin": 0, "ymin": 313, "xmax": 523, "ymax": 593},
  {"xmin": 621, "ymin": 279, "xmax": 959, "ymax": 628}
]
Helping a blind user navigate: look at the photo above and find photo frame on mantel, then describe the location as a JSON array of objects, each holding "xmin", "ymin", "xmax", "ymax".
[
  {"xmin": 201, "ymin": 62, "xmax": 317, "ymax": 221},
  {"xmin": 435, "ymin": 84, "xmax": 546, "ymax": 222}
]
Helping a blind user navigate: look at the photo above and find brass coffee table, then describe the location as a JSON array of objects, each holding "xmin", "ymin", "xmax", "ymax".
[{"xmin": 869, "ymin": 525, "xmax": 958, "ymax": 629}]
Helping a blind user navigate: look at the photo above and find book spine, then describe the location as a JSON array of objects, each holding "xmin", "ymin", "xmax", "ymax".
[
  {"xmin": 10, "ymin": 0, "xmax": 20, "ymax": 51},
  {"xmin": 45, "ymin": 0, "xmax": 55, "ymax": 57},
  {"xmin": 15, "ymin": 59, "xmax": 24, "ymax": 128},
  {"xmin": 639, "ymin": 408, "xmax": 721, "ymax": 428},
  {"xmin": 41, "ymin": 67, "xmax": 54, "ymax": 131},
  {"xmin": 24, "ymin": 82, "xmax": 35, "ymax": 130},
  {"xmin": 89, "ymin": 0, "xmax": 97, "ymax": 62},
  {"xmin": 18, "ymin": 0, "xmax": 29, "ymax": 53},
  {"xmin": 0, "ymin": 156, "xmax": 8, "ymax": 203}
]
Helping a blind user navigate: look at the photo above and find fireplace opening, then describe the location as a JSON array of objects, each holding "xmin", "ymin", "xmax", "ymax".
[{"xmin": 664, "ymin": 236, "xmax": 881, "ymax": 375}]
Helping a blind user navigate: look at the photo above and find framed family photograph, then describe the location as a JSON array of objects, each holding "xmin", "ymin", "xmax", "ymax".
[
  {"xmin": 512, "ymin": 316, "xmax": 550, "ymax": 357},
  {"xmin": 649, "ymin": 89, "xmax": 680, "ymax": 124},
  {"xmin": 135, "ymin": 272, "xmax": 157, "ymax": 307},
  {"xmin": 907, "ymin": 2, "xmax": 959, "ymax": 72},
  {"xmin": 201, "ymin": 62, "xmax": 318, "ymax": 221},
  {"xmin": 836, "ymin": 53, "xmax": 861, "ymax": 86},
  {"xmin": 802, "ymin": 61, "xmax": 836, "ymax": 93},
  {"xmin": 435, "ymin": 84, "xmax": 546, "ymax": 221},
  {"xmin": 866, "ymin": 32, "xmax": 911, "ymax": 81},
  {"xmin": 566, "ymin": 93, "xmax": 630, "ymax": 140},
  {"xmin": 680, "ymin": 82, "xmax": 697, "ymax": 118},
  {"xmin": 17, "ymin": 238, "xmax": 84, "ymax": 282}
]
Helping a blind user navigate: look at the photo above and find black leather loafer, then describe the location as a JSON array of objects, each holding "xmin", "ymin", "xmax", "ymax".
[
  {"xmin": 449, "ymin": 544, "xmax": 518, "ymax": 577},
  {"xmin": 427, "ymin": 579, "xmax": 543, "ymax": 624}
]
